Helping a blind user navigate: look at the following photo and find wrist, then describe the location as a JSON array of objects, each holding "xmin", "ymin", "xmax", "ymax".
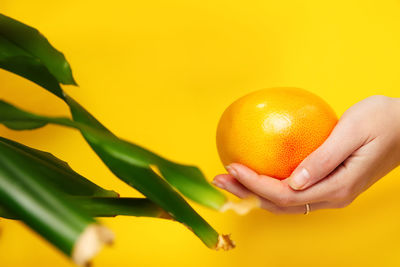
[
  {"xmin": 391, "ymin": 97, "xmax": 400, "ymax": 162},
  {"xmin": 393, "ymin": 97, "xmax": 400, "ymax": 117}
]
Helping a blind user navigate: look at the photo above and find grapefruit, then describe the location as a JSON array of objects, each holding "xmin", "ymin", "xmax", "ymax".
[{"xmin": 216, "ymin": 87, "xmax": 337, "ymax": 179}]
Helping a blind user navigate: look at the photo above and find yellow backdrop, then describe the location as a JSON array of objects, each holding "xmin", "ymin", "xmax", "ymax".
[{"xmin": 1, "ymin": 1, "xmax": 400, "ymax": 266}]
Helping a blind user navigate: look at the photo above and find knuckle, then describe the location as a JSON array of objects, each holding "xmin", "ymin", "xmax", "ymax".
[
  {"xmin": 333, "ymin": 187, "xmax": 353, "ymax": 202},
  {"xmin": 337, "ymin": 185, "xmax": 358, "ymax": 203},
  {"xmin": 342, "ymin": 119, "xmax": 358, "ymax": 135},
  {"xmin": 319, "ymin": 153, "xmax": 334, "ymax": 169},
  {"xmin": 305, "ymin": 146, "xmax": 333, "ymax": 171},
  {"xmin": 310, "ymin": 149, "xmax": 336, "ymax": 176}
]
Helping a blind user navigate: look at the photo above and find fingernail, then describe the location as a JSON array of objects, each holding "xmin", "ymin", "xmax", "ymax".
[
  {"xmin": 289, "ymin": 168, "xmax": 310, "ymax": 190},
  {"xmin": 212, "ymin": 179, "xmax": 225, "ymax": 189},
  {"xmin": 225, "ymin": 165, "xmax": 238, "ymax": 178}
]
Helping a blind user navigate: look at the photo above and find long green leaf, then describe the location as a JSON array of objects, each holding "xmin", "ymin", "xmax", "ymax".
[
  {"xmin": 0, "ymin": 197, "xmax": 167, "ymax": 220},
  {"xmin": 0, "ymin": 55, "xmax": 64, "ymax": 98},
  {"xmin": 0, "ymin": 13, "xmax": 235, "ymax": 249},
  {"xmin": 65, "ymin": 96, "xmax": 227, "ymax": 210},
  {"xmin": 0, "ymin": 14, "xmax": 227, "ymax": 212},
  {"xmin": 0, "ymin": 139, "xmax": 112, "ymax": 264},
  {"xmin": 0, "ymin": 204, "xmax": 13, "ymax": 219},
  {"xmin": 0, "ymin": 137, "xmax": 118, "ymax": 197},
  {"xmin": 0, "ymin": 98, "xmax": 227, "ymax": 209},
  {"xmin": 0, "ymin": 99, "xmax": 233, "ymax": 249},
  {"xmin": 0, "ymin": 98, "xmax": 48, "ymax": 129},
  {"xmin": 72, "ymin": 197, "xmax": 167, "ymax": 218},
  {"xmin": 0, "ymin": 139, "xmax": 167, "ymax": 220},
  {"xmin": 0, "ymin": 35, "xmax": 64, "ymax": 98},
  {"xmin": 0, "ymin": 14, "xmax": 76, "ymax": 87}
]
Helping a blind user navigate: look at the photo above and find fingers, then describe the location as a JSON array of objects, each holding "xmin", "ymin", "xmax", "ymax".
[
  {"xmin": 213, "ymin": 174, "xmax": 337, "ymax": 214},
  {"xmin": 223, "ymin": 163, "xmax": 342, "ymax": 206},
  {"xmin": 260, "ymin": 200, "xmax": 338, "ymax": 214},
  {"xmin": 225, "ymin": 163, "xmax": 289, "ymax": 205},
  {"xmin": 213, "ymin": 174, "xmax": 251, "ymax": 198},
  {"xmin": 286, "ymin": 118, "xmax": 366, "ymax": 190}
]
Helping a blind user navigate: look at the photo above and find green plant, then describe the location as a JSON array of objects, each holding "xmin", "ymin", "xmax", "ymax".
[{"xmin": 0, "ymin": 14, "xmax": 258, "ymax": 266}]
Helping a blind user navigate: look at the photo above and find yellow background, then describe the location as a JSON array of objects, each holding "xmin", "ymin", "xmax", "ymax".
[{"xmin": 1, "ymin": 0, "xmax": 400, "ymax": 266}]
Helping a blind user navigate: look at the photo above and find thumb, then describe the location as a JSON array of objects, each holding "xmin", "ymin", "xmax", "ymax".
[{"xmin": 287, "ymin": 120, "xmax": 365, "ymax": 190}]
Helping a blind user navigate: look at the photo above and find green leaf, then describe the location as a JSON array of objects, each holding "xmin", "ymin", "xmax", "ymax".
[
  {"xmin": 0, "ymin": 139, "xmax": 167, "ymax": 221},
  {"xmin": 0, "ymin": 99, "xmax": 49, "ymax": 129},
  {"xmin": 64, "ymin": 96, "xmax": 227, "ymax": 210},
  {"xmin": 0, "ymin": 139, "xmax": 112, "ymax": 264},
  {"xmin": 155, "ymin": 160, "xmax": 226, "ymax": 210},
  {"xmin": 0, "ymin": 14, "xmax": 77, "ymax": 86},
  {"xmin": 71, "ymin": 197, "xmax": 167, "ymax": 218},
  {"xmin": 0, "ymin": 99, "xmax": 233, "ymax": 250},
  {"xmin": 0, "ymin": 13, "xmax": 235, "ymax": 251},
  {"xmin": 0, "ymin": 97, "xmax": 227, "ymax": 210},
  {"xmin": 0, "ymin": 55, "xmax": 64, "ymax": 99},
  {"xmin": 2, "ymin": 120, "xmax": 47, "ymax": 130},
  {"xmin": 0, "ymin": 197, "xmax": 167, "ymax": 220},
  {"xmin": 0, "ymin": 204, "xmax": 13, "ymax": 219},
  {"xmin": 0, "ymin": 137, "xmax": 118, "ymax": 197},
  {"xmin": 0, "ymin": 34, "xmax": 64, "ymax": 98},
  {"xmin": 0, "ymin": 13, "xmax": 227, "ymax": 211}
]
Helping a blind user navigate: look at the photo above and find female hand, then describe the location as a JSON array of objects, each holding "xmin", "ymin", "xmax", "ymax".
[{"xmin": 213, "ymin": 95, "xmax": 400, "ymax": 214}]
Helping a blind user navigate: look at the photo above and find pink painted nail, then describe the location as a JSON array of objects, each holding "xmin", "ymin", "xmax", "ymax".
[
  {"xmin": 225, "ymin": 165, "xmax": 238, "ymax": 178},
  {"xmin": 212, "ymin": 179, "xmax": 225, "ymax": 189}
]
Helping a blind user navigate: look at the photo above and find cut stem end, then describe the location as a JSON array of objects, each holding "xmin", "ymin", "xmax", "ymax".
[
  {"xmin": 219, "ymin": 195, "xmax": 261, "ymax": 215},
  {"xmin": 215, "ymin": 234, "xmax": 235, "ymax": 251},
  {"xmin": 72, "ymin": 224, "xmax": 114, "ymax": 266}
]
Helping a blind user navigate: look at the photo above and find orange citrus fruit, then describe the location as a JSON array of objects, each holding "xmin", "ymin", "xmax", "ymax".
[{"xmin": 216, "ymin": 87, "xmax": 338, "ymax": 179}]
